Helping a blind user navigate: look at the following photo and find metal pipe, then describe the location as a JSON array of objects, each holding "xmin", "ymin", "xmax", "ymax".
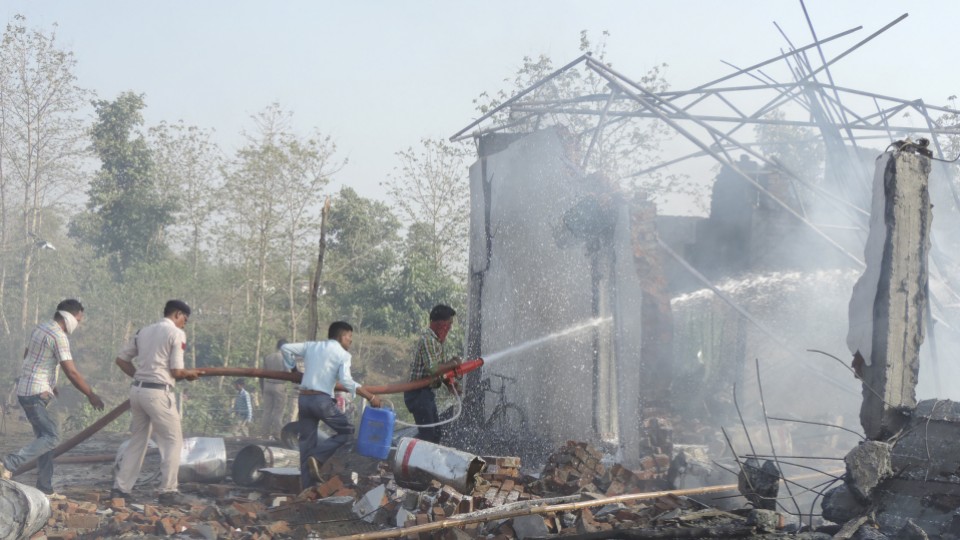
[
  {"xmin": 689, "ymin": 25, "xmax": 862, "ymax": 92},
  {"xmin": 581, "ymin": 89, "xmax": 617, "ymax": 169},
  {"xmin": 449, "ymin": 54, "xmax": 590, "ymax": 141}
]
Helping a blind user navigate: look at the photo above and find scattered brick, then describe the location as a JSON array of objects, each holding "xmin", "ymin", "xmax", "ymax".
[{"xmin": 64, "ymin": 514, "xmax": 100, "ymax": 530}]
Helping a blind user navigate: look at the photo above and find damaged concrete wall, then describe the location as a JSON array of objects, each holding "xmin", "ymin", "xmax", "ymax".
[
  {"xmin": 847, "ymin": 151, "xmax": 932, "ymax": 440},
  {"xmin": 612, "ymin": 199, "xmax": 646, "ymax": 456},
  {"xmin": 825, "ymin": 399, "xmax": 960, "ymax": 538},
  {"xmin": 466, "ymin": 127, "xmax": 644, "ymax": 457}
]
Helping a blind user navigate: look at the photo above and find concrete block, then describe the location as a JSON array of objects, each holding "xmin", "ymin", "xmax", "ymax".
[
  {"xmin": 844, "ymin": 441, "xmax": 893, "ymax": 501},
  {"xmin": 851, "ymin": 525, "xmax": 890, "ymax": 539},
  {"xmin": 748, "ymin": 509, "xmax": 780, "ymax": 533},
  {"xmin": 821, "ymin": 484, "xmax": 868, "ymax": 525},
  {"xmin": 512, "ymin": 514, "xmax": 549, "ymax": 539},
  {"xmin": 395, "ymin": 507, "xmax": 414, "ymax": 528},
  {"xmin": 353, "ymin": 484, "xmax": 386, "ymax": 523}
]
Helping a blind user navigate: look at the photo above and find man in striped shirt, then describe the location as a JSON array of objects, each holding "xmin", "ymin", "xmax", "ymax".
[
  {"xmin": 0, "ymin": 299, "xmax": 104, "ymax": 495},
  {"xmin": 403, "ymin": 304, "xmax": 462, "ymax": 444},
  {"xmin": 233, "ymin": 379, "xmax": 253, "ymax": 436}
]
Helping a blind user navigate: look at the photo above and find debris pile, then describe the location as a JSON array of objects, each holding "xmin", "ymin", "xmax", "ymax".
[
  {"xmin": 528, "ymin": 441, "xmax": 670, "ymax": 497},
  {"xmin": 8, "ymin": 436, "xmax": 846, "ymax": 539},
  {"xmin": 40, "ymin": 489, "xmax": 296, "ymax": 540}
]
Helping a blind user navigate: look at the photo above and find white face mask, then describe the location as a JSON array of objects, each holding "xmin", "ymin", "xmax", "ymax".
[{"xmin": 58, "ymin": 311, "xmax": 79, "ymax": 335}]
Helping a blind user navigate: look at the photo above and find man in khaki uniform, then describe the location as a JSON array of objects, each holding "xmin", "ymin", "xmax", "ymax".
[
  {"xmin": 259, "ymin": 339, "xmax": 288, "ymax": 438},
  {"xmin": 111, "ymin": 300, "xmax": 203, "ymax": 506}
]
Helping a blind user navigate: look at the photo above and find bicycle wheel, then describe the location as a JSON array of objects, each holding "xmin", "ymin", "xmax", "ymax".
[
  {"xmin": 486, "ymin": 404, "xmax": 528, "ymax": 453},
  {"xmin": 492, "ymin": 404, "xmax": 527, "ymax": 432}
]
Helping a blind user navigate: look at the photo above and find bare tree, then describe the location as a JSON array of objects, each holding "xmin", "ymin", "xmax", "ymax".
[
  {"xmin": 0, "ymin": 16, "xmax": 89, "ymax": 347},
  {"xmin": 218, "ymin": 104, "xmax": 341, "ymax": 363},
  {"xmin": 149, "ymin": 120, "xmax": 223, "ymax": 274},
  {"xmin": 382, "ymin": 138, "xmax": 470, "ymax": 276}
]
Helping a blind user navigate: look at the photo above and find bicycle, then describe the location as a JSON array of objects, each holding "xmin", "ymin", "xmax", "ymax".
[{"xmin": 479, "ymin": 373, "xmax": 528, "ymax": 444}]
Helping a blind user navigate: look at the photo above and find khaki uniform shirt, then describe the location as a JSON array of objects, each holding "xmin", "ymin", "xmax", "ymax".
[
  {"xmin": 262, "ymin": 351, "xmax": 287, "ymax": 392},
  {"xmin": 117, "ymin": 318, "xmax": 186, "ymax": 387}
]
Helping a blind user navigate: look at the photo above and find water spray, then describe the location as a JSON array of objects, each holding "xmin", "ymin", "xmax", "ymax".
[{"xmin": 481, "ymin": 316, "xmax": 612, "ymax": 365}]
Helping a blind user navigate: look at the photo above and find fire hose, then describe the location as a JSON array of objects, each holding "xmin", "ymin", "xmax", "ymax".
[{"xmin": 12, "ymin": 358, "xmax": 484, "ymax": 476}]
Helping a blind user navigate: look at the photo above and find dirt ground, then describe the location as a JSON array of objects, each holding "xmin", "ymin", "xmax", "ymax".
[{"xmin": 0, "ymin": 409, "xmax": 258, "ymax": 499}]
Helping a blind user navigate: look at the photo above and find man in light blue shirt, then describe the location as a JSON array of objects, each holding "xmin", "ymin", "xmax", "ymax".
[{"xmin": 282, "ymin": 321, "xmax": 382, "ymax": 489}]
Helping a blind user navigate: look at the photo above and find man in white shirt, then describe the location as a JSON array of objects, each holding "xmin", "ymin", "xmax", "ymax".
[{"xmin": 282, "ymin": 321, "xmax": 381, "ymax": 489}]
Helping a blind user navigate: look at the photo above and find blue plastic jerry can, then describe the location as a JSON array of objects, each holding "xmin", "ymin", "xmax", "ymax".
[{"xmin": 357, "ymin": 405, "xmax": 396, "ymax": 460}]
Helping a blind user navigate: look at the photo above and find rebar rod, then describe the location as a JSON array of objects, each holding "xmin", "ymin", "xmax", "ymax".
[
  {"xmin": 581, "ymin": 89, "xmax": 617, "ymax": 169},
  {"xmin": 766, "ymin": 415, "xmax": 864, "ymax": 440},
  {"xmin": 689, "ymin": 25, "xmax": 862, "ymax": 92},
  {"xmin": 754, "ymin": 358, "xmax": 803, "ymax": 520},
  {"xmin": 449, "ymin": 54, "xmax": 590, "ymax": 141},
  {"xmin": 590, "ymin": 60, "xmax": 864, "ymax": 267}
]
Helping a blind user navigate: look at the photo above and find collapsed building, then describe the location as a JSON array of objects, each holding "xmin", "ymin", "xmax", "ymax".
[{"xmin": 442, "ymin": 9, "xmax": 960, "ymax": 539}]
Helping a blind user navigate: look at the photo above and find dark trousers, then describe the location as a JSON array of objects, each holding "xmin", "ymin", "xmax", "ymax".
[
  {"xmin": 2, "ymin": 394, "xmax": 60, "ymax": 493},
  {"xmin": 297, "ymin": 392, "xmax": 353, "ymax": 489},
  {"xmin": 403, "ymin": 388, "xmax": 441, "ymax": 444}
]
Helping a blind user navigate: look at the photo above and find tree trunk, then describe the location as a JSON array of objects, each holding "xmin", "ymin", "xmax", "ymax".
[{"xmin": 307, "ymin": 197, "xmax": 330, "ymax": 341}]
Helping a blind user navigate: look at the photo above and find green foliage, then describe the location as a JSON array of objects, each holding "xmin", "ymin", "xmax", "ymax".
[
  {"xmin": 72, "ymin": 92, "xmax": 175, "ymax": 277},
  {"xmin": 389, "ymin": 223, "xmax": 466, "ymax": 336},
  {"xmin": 325, "ymin": 186, "xmax": 401, "ymax": 332},
  {"xmin": 0, "ymin": 16, "xmax": 473, "ymax": 412}
]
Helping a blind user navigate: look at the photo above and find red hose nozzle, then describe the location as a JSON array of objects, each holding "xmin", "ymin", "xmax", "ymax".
[{"xmin": 444, "ymin": 357, "xmax": 484, "ymax": 383}]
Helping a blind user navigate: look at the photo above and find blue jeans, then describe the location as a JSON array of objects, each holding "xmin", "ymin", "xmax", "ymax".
[
  {"xmin": 297, "ymin": 392, "xmax": 353, "ymax": 489},
  {"xmin": 2, "ymin": 394, "xmax": 60, "ymax": 493},
  {"xmin": 404, "ymin": 388, "xmax": 441, "ymax": 444}
]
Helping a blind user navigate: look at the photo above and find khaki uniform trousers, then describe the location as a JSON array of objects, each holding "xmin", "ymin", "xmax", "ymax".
[
  {"xmin": 114, "ymin": 385, "xmax": 183, "ymax": 493},
  {"xmin": 259, "ymin": 384, "xmax": 286, "ymax": 437}
]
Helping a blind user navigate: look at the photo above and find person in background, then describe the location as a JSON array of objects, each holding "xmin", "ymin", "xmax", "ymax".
[
  {"xmin": 281, "ymin": 321, "xmax": 382, "ymax": 489},
  {"xmin": 403, "ymin": 304, "xmax": 462, "ymax": 444},
  {"xmin": 111, "ymin": 300, "xmax": 203, "ymax": 506},
  {"xmin": 0, "ymin": 299, "xmax": 104, "ymax": 497},
  {"xmin": 233, "ymin": 379, "xmax": 253, "ymax": 437},
  {"xmin": 259, "ymin": 339, "xmax": 288, "ymax": 439}
]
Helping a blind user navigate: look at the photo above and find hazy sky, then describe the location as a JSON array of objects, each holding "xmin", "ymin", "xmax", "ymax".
[{"xmin": 2, "ymin": 1, "xmax": 957, "ymax": 212}]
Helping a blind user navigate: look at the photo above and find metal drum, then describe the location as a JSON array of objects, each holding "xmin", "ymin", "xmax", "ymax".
[
  {"xmin": 392, "ymin": 437, "xmax": 485, "ymax": 493},
  {"xmin": 178, "ymin": 437, "xmax": 227, "ymax": 483},
  {"xmin": 232, "ymin": 445, "xmax": 300, "ymax": 486}
]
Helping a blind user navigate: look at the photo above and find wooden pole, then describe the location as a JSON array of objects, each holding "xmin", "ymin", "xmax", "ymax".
[
  {"xmin": 326, "ymin": 484, "xmax": 743, "ymax": 540},
  {"xmin": 12, "ymin": 399, "xmax": 131, "ymax": 476},
  {"xmin": 327, "ymin": 470, "xmax": 840, "ymax": 540},
  {"xmin": 308, "ymin": 196, "xmax": 330, "ymax": 341}
]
